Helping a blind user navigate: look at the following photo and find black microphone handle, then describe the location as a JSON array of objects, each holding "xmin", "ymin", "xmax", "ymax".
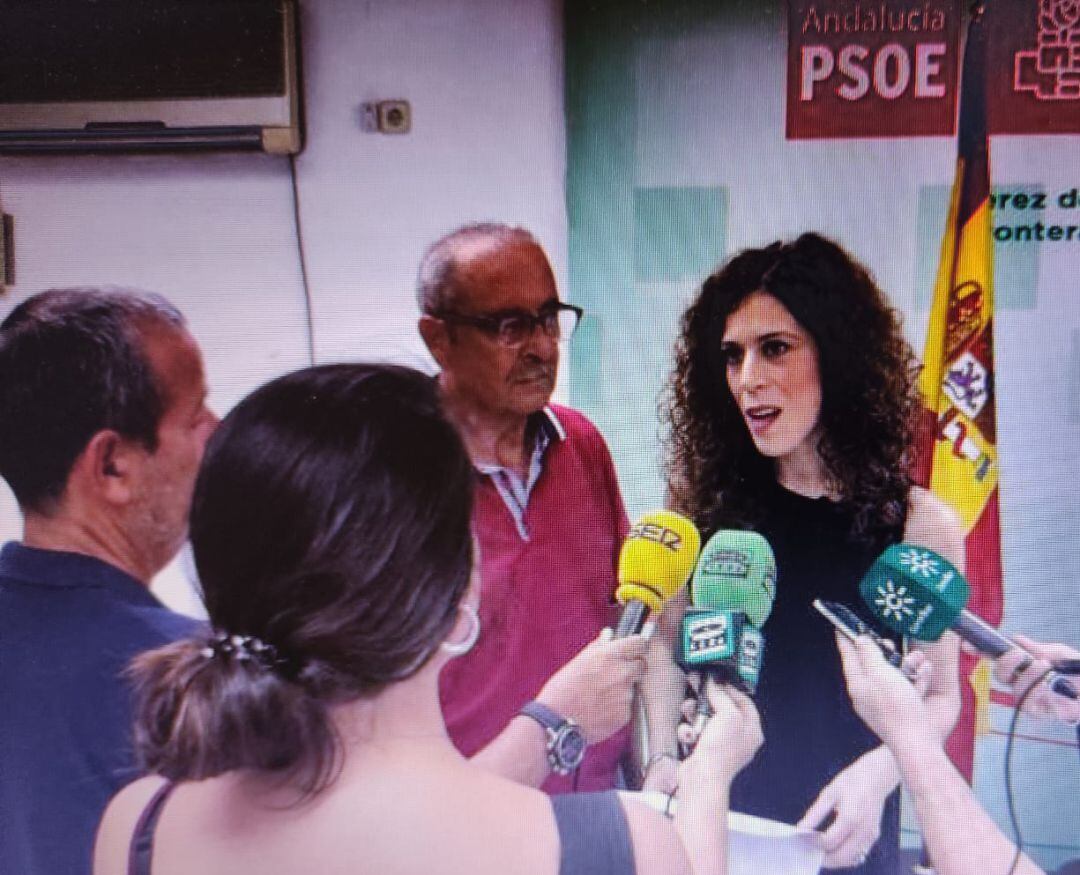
[
  {"xmin": 952, "ymin": 609, "xmax": 1012, "ymax": 657},
  {"xmin": 952, "ymin": 611, "xmax": 1078, "ymax": 700},
  {"xmin": 615, "ymin": 600, "xmax": 649, "ymax": 638},
  {"xmin": 690, "ymin": 673, "xmax": 713, "ymax": 742}
]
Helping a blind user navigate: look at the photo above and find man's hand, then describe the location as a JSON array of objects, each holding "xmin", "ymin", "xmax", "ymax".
[
  {"xmin": 537, "ymin": 628, "xmax": 648, "ymax": 743},
  {"xmin": 993, "ymin": 635, "xmax": 1080, "ymax": 724}
]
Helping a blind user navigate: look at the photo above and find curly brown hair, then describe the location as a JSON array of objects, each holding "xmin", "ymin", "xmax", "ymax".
[{"xmin": 664, "ymin": 232, "xmax": 920, "ymax": 543}]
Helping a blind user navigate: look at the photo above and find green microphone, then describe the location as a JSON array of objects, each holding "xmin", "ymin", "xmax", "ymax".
[
  {"xmin": 689, "ymin": 528, "xmax": 776, "ymax": 629},
  {"xmin": 859, "ymin": 543, "xmax": 969, "ymax": 642},
  {"xmin": 861, "ymin": 544, "xmax": 1079, "ymax": 701},
  {"xmin": 678, "ymin": 529, "xmax": 776, "ymax": 748}
]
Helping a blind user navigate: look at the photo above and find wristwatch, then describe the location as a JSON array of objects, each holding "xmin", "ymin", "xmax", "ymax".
[{"xmin": 519, "ymin": 701, "xmax": 586, "ymax": 775}]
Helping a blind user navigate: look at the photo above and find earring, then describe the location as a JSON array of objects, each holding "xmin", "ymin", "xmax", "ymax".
[{"xmin": 442, "ymin": 603, "xmax": 480, "ymax": 657}]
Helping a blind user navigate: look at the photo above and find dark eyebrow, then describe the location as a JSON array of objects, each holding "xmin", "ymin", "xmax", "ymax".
[{"xmin": 739, "ymin": 330, "xmax": 800, "ymax": 344}]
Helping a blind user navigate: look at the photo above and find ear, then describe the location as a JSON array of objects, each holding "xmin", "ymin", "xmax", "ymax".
[
  {"xmin": 418, "ymin": 314, "xmax": 452, "ymax": 369},
  {"xmin": 74, "ymin": 429, "xmax": 144, "ymax": 506}
]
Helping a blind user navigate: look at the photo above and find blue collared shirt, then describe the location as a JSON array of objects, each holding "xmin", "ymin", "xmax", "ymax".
[
  {"xmin": 0, "ymin": 542, "xmax": 201, "ymax": 875},
  {"xmin": 474, "ymin": 406, "xmax": 566, "ymax": 541}
]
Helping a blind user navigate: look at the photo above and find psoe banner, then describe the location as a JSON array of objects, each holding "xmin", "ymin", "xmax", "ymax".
[{"xmin": 786, "ymin": 0, "xmax": 963, "ymax": 139}]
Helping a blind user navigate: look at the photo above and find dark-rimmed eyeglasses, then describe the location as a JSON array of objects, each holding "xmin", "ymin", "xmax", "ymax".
[{"xmin": 431, "ymin": 302, "xmax": 584, "ymax": 347}]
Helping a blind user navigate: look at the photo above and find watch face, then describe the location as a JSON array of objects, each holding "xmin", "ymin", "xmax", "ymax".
[{"xmin": 555, "ymin": 725, "xmax": 586, "ymax": 770}]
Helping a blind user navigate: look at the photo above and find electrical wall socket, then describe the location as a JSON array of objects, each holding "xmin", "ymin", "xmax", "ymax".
[{"xmin": 360, "ymin": 100, "xmax": 411, "ymax": 134}]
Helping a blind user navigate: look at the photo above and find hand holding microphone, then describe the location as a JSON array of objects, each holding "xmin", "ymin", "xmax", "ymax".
[
  {"xmin": 537, "ymin": 511, "xmax": 700, "ymax": 747},
  {"xmin": 676, "ymin": 529, "xmax": 776, "ymax": 751},
  {"xmin": 992, "ymin": 635, "xmax": 1080, "ymax": 724},
  {"xmin": 679, "ymin": 679, "xmax": 763, "ymax": 788},
  {"xmin": 537, "ymin": 628, "xmax": 649, "ymax": 745}
]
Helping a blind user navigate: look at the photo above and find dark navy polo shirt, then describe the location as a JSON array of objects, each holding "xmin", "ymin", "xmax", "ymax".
[{"xmin": 0, "ymin": 542, "xmax": 201, "ymax": 875}]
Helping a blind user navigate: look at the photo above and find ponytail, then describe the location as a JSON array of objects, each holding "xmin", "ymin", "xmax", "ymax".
[{"xmin": 130, "ymin": 631, "xmax": 342, "ymax": 800}]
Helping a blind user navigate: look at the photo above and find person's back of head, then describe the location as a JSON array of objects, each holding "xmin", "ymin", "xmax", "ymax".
[
  {"xmin": 131, "ymin": 363, "xmax": 475, "ymax": 799},
  {"xmin": 0, "ymin": 286, "xmax": 185, "ymax": 516}
]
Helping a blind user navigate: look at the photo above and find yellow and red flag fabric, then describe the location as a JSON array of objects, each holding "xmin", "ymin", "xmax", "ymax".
[{"xmin": 911, "ymin": 2, "xmax": 1003, "ymax": 783}]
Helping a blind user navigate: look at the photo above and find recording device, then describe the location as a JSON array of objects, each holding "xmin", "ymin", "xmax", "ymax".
[
  {"xmin": 812, "ymin": 599, "xmax": 903, "ymax": 668},
  {"xmin": 680, "ymin": 607, "xmax": 765, "ymax": 694},
  {"xmin": 678, "ymin": 530, "xmax": 776, "ymax": 750},
  {"xmin": 860, "ymin": 544, "xmax": 1078, "ymax": 701},
  {"xmin": 614, "ymin": 510, "xmax": 701, "ymax": 638}
]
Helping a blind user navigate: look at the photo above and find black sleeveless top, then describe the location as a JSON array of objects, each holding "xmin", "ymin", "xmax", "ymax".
[
  {"xmin": 126, "ymin": 783, "xmax": 634, "ymax": 875},
  {"xmin": 727, "ymin": 481, "xmax": 905, "ymax": 875}
]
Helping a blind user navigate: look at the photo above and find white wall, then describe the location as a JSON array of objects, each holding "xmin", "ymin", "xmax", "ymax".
[{"xmin": 0, "ymin": 0, "xmax": 566, "ymax": 614}]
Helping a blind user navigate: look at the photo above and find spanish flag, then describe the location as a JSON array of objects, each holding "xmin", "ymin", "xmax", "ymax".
[{"xmin": 912, "ymin": 1, "xmax": 1003, "ymax": 784}]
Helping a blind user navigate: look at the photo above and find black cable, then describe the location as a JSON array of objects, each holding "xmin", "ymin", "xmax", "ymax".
[
  {"xmin": 1003, "ymin": 666, "xmax": 1056, "ymax": 875},
  {"xmin": 288, "ymin": 152, "xmax": 316, "ymax": 366}
]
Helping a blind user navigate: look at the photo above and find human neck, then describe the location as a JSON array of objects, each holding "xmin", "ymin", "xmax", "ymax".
[
  {"xmin": 438, "ymin": 382, "xmax": 532, "ymax": 473},
  {"xmin": 22, "ymin": 511, "xmax": 156, "ymax": 585},
  {"xmin": 331, "ymin": 659, "xmax": 457, "ymax": 756},
  {"xmin": 774, "ymin": 442, "xmax": 835, "ymax": 499}
]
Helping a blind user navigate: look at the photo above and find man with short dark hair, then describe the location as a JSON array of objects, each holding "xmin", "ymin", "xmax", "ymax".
[
  {"xmin": 418, "ymin": 225, "xmax": 649, "ymax": 793},
  {"xmin": 0, "ymin": 287, "xmax": 216, "ymax": 875}
]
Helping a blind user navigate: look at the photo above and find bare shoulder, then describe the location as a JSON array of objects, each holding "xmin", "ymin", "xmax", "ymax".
[
  {"xmin": 904, "ymin": 487, "xmax": 965, "ymax": 570},
  {"xmin": 618, "ymin": 792, "xmax": 692, "ymax": 875},
  {"xmin": 93, "ymin": 775, "xmax": 170, "ymax": 875}
]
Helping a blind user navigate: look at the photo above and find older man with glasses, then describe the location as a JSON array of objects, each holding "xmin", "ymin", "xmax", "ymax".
[{"xmin": 417, "ymin": 223, "xmax": 648, "ymax": 794}]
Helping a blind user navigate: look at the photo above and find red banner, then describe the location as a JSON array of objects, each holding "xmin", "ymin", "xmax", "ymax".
[
  {"xmin": 786, "ymin": 0, "xmax": 962, "ymax": 138},
  {"xmin": 986, "ymin": 0, "xmax": 1080, "ymax": 134},
  {"xmin": 787, "ymin": 1, "xmax": 1080, "ymax": 138}
]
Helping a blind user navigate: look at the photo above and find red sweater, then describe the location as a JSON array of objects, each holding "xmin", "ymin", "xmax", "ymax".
[{"xmin": 439, "ymin": 404, "xmax": 630, "ymax": 792}]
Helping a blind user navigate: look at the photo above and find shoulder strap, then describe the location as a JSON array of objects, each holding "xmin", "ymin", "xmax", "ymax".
[
  {"xmin": 126, "ymin": 782, "xmax": 176, "ymax": 875},
  {"xmin": 550, "ymin": 791, "xmax": 634, "ymax": 875}
]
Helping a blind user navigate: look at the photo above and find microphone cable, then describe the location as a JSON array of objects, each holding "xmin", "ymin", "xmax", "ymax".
[{"xmin": 1002, "ymin": 666, "xmax": 1057, "ymax": 875}]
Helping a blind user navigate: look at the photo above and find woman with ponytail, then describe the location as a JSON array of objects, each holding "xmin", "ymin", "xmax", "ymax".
[{"xmin": 93, "ymin": 363, "xmax": 762, "ymax": 875}]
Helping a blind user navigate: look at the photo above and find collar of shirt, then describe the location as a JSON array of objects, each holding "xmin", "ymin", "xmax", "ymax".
[
  {"xmin": 475, "ymin": 406, "xmax": 565, "ymax": 541},
  {"xmin": 0, "ymin": 540, "xmax": 163, "ymax": 608}
]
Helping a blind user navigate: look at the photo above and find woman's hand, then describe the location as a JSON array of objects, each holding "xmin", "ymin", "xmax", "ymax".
[
  {"xmin": 796, "ymin": 750, "xmax": 897, "ymax": 869},
  {"xmin": 803, "ymin": 634, "xmax": 940, "ymax": 869},
  {"xmin": 992, "ymin": 634, "xmax": 1080, "ymax": 724}
]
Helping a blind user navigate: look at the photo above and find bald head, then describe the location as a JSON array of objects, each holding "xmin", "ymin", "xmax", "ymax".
[{"xmin": 416, "ymin": 223, "xmax": 541, "ymax": 315}]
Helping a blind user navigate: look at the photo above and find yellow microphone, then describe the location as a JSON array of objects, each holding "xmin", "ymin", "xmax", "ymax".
[{"xmin": 614, "ymin": 511, "xmax": 701, "ymax": 637}]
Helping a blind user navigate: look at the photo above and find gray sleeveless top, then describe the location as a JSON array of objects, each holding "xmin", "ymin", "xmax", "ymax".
[{"xmin": 128, "ymin": 784, "xmax": 635, "ymax": 875}]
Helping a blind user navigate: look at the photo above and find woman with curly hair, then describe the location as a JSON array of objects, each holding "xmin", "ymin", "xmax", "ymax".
[{"xmin": 665, "ymin": 233, "xmax": 963, "ymax": 874}]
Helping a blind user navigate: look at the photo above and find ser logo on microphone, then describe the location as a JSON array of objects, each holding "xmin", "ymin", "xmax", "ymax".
[
  {"xmin": 684, "ymin": 612, "xmax": 736, "ymax": 660},
  {"xmin": 627, "ymin": 522, "xmax": 683, "ymax": 551}
]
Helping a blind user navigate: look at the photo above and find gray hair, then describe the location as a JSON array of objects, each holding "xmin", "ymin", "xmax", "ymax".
[{"xmin": 416, "ymin": 223, "xmax": 538, "ymax": 314}]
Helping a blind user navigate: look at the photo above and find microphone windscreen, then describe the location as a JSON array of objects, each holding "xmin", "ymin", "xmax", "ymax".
[
  {"xmin": 690, "ymin": 529, "xmax": 776, "ymax": 628},
  {"xmin": 616, "ymin": 511, "xmax": 701, "ymax": 612},
  {"xmin": 859, "ymin": 543, "xmax": 969, "ymax": 641}
]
